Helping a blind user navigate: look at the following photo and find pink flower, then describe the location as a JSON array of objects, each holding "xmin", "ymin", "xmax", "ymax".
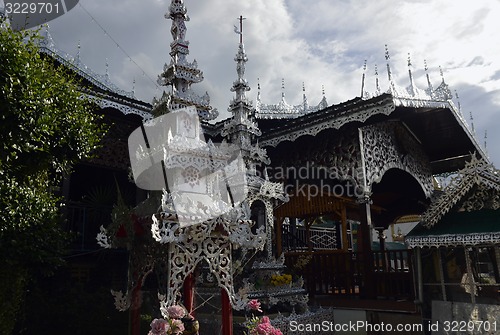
[
  {"xmin": 167, "ymin": 305, "xmax": 186, "ymax": 319},
  {"xmin": 271, "ymin": 328, "xmax": 283, "ymax": 335},
  {"xmin": 261, "ymin": 316, "xmax": 270, "ymax": 324},
  {"xmin": 255, "ymin": 322, "xmax": 274, "ymax": 335},
  {"xmin": 149, "ymin": 318, "xmax": 170, "ymax": 335},
  {"xmin": 170, "ymin": 318, "xmax": 185, "ymax": 334},
  {"xmin": 247, "ymin": 299, "xmax": 263, "ymax": 312}
]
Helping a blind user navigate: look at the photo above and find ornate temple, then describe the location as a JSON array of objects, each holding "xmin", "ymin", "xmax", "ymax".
[{"xmin": 18, "ymin": 0, "xmax": 499, "ymax": 334}]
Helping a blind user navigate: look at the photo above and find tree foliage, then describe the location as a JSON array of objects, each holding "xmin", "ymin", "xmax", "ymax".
[{"xmin": 0, "ymin": 23, "xmax": 106, "ymax": 334}]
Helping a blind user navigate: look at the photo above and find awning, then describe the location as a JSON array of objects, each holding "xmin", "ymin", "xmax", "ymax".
[{"xmin": 405, "ymin": 209, "xmax": 500, "ymax": 248}]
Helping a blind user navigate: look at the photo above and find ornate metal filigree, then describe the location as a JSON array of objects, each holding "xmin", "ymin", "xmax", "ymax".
[
  {"xmin": 360, "ymin": 122, "xmax": 434, "ymax": 197},
  {"xmin": 420, "ymin": 156, "xmax": 500, "ymax": 228},
  {"xmin": 152, "ymin": 200, "xmax": 266, "ymax": 312},
  {"xmin": 260, "ymin": 97, "xmax": 395, "ymax": 148},
  {"xmin": 272, "ymin": 126, "xmax": 364, "ymax": 191},
  {"xmin": 406, "ymin": 233, "xmax": 500, "ymax": 249},
  {"xmin": 155, "ymin": 0, "xmax": 218, "ymax": 121},
  {"xmin": 255, "ymin": 82, "xmax": 328, "ymax": 120}
]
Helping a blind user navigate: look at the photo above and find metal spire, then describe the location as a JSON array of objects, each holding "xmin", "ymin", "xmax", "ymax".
[
  {"xmin": 75, "ymin": 40, "xmax": 81, "ymax": 65},
  {"xmin": 385, "ymin": 44, "xmax": 392, "ymax": 82},
  {"xmin": 361, "ymin": 59, "xmax": 367, "ymax": 98},
  {"xmin": 470, "ymin": 111, "xmax": 476, "ymax": 136},
  {"xmin": 105, "ymin": 58, "xmax": 109, "ymax": 82},
  {"xmin": 424, "ymin": 59, "xmax": 434, "ymax": 96},
  {"xmin": 375, "ymin": 64, "xmax": 381, "ymax": 95},
  {"xmin": 484, "ymin": 130, "xmax": 488, "ymax": 155},
  {"xmin": 455, "ymin": 90, "xmax": 461, "ymax": 114},
  {"xmin": 407, "ymin": 52, "xmax": 415, "ymax": 96},
  {"xmin": 257, "ymin": 77, "xmax": 261, "ymax": 103},
  {"xmin": 235, "ymin": 15, "xmax": 246, "ymax": 44},
  {"xmin": 281, "ymin": 78, "xmax": 285, "ymax": 100},
  {"xmin": 302, "ymin": 82, "xmax": 308, "ymax": 112},
  {"xmin": 222, "ymin": 15, "xmax": 268, "ymax": 168}
]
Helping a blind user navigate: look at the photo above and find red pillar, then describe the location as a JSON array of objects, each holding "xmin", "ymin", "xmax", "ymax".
[
  {"xmin": 183, "ymin": 273, "xmax": 195, "ymax": 316},
  {"xmin": 221, "ymin": 289, "xmax": 233, "ymax": 335}
]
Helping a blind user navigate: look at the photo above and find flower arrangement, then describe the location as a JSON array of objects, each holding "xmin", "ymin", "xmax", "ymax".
[
  {"xmin": 148, "ymin": 305, "xmax": 190, "ymax": 335},
  {"xmin": 245, "ymin": 299, "xmax": 283, "ymax": 335},
  {"xmin": 269, "ymin": 273, "xmax": 292, "ymax": 287}
]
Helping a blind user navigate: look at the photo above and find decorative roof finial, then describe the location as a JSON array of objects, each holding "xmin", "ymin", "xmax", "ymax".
[
  {"xmin": 234, "ymin": 15, "xmax": 246, "ymax": 44},
  {"xmin": 424, "ymin": 59, "xmax": 434, "ymax": 96},
  {"xmin": 105, "ymin": 58, "xmax": 109, "ymax": 82},
  {"xmin": 132, "ymin": 77, "xmax": 136, "ymax": 96},
  {"xmin": 317, "ymin": 85, "xmax": 328, "ymax": 110},
  {"xmin": 75, "ymin": 40, "xmax": 81, "ymax": 65},
  {"xmin": 484, "ymin": 130, "xmax": 488, "ymax": 155},
  {"xmin": 375, "ymin": 64, "xmax": 381, "ymax": 95},
  {"xmin": 302, "ymin": 82, "xmax": 308, "ymax": 112},
  {"xmin": 455, "ymin": 90, "xmax": 461, "ymax": 114},
  {"xmin": 385, "ymin": 44, "xmax": 392, "ymax": 82},
  {"xmin": 281, "ymin": 78, "xmax": 285, "ymax": 100},
  {"xmin": 257, "ymin": 77, "xmax": 261, "ymax": 103},
  {"xmin": 361, "ymin": 59, "xmax": 367, "ymax": 98},
  {"xmin": 470, "ymin": 111, "xmax": 476, "ymax": 136},
  {"xmin": 407, "ymin": 52, "xmax": 415, "ymax": 96}
]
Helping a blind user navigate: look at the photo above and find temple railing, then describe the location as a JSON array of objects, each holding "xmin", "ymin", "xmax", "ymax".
[
  {"xmin": 282, "ymin": 224, "xmax": 340, "ymax": 251},
  {"xmin": 285, "ymin": 249, "xmax": 414, "ymax": 301}
]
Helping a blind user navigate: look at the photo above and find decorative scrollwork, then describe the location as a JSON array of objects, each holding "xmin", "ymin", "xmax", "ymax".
[
  {"xmin": 260, "ymin": 96, "xmax": 395, "ymax": 148},
  {"xmin": 361, "ymin": 122, "xmax": 434, "ymax": 197},
  {"xmin": 420, "ymin": 156, "xmax": 500, "ymax": 228}
]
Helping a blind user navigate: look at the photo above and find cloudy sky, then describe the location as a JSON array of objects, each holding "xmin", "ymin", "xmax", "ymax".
[{"xmin": 3, "ymin": 0, "xmax": 500, "ymax": 166}]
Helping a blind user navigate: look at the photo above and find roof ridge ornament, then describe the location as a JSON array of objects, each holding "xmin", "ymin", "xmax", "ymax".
[
  {"xmin": 424, "ymin": 59, "xmax": 433, "ymax": 96},
  {"xmin": 361, "ymin": 59, "xmax": 367, "ymax": 98},
  {"xmin": 385, "ymin": 44, "xmax": 392, "ymax": 82},
  {"xmin": 407, "ymin": 52, "xmax": 415, "ymax": 96},
  {"xmin": 374, "ymin": 64, "xmax": 381, "ymax": 95}
]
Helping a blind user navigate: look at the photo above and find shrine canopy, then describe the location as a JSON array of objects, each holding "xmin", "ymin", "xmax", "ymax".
[{"xmin": 406, "ymin": 157, "xmax": 500, "ymax": 248}]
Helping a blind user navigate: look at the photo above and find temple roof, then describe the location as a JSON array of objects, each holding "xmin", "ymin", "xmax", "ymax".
[{"xmin": 256, "ymin": 92, "xmax": 487, "ymax": 174}]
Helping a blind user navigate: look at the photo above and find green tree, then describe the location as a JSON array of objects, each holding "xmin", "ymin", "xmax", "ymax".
[{"xmin": 0, "ymin": 23, "xmax": 106, "ymax": 334}]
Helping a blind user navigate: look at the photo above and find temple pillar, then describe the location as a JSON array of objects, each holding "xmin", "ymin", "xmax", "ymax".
[
  {"xmin": 221, "ymin": 289, "xmax": 233, "ymax": 335},
  {"xmin": 357, "ymin": 195, "xmax": 375, "ymax": 299},
  {"xmin": 183, "ymin": 273, "xmax": 195, "ymax": 316}
]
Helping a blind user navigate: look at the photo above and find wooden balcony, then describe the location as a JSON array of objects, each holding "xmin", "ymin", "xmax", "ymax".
[{"xmin": 285, "ymin": 249, "xmax": 416, "ymax": 311}]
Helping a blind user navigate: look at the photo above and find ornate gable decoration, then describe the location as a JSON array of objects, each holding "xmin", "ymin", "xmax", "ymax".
[{"xmin": 420, "ymin": 156, "xmax": 500, "ymax": 228}]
